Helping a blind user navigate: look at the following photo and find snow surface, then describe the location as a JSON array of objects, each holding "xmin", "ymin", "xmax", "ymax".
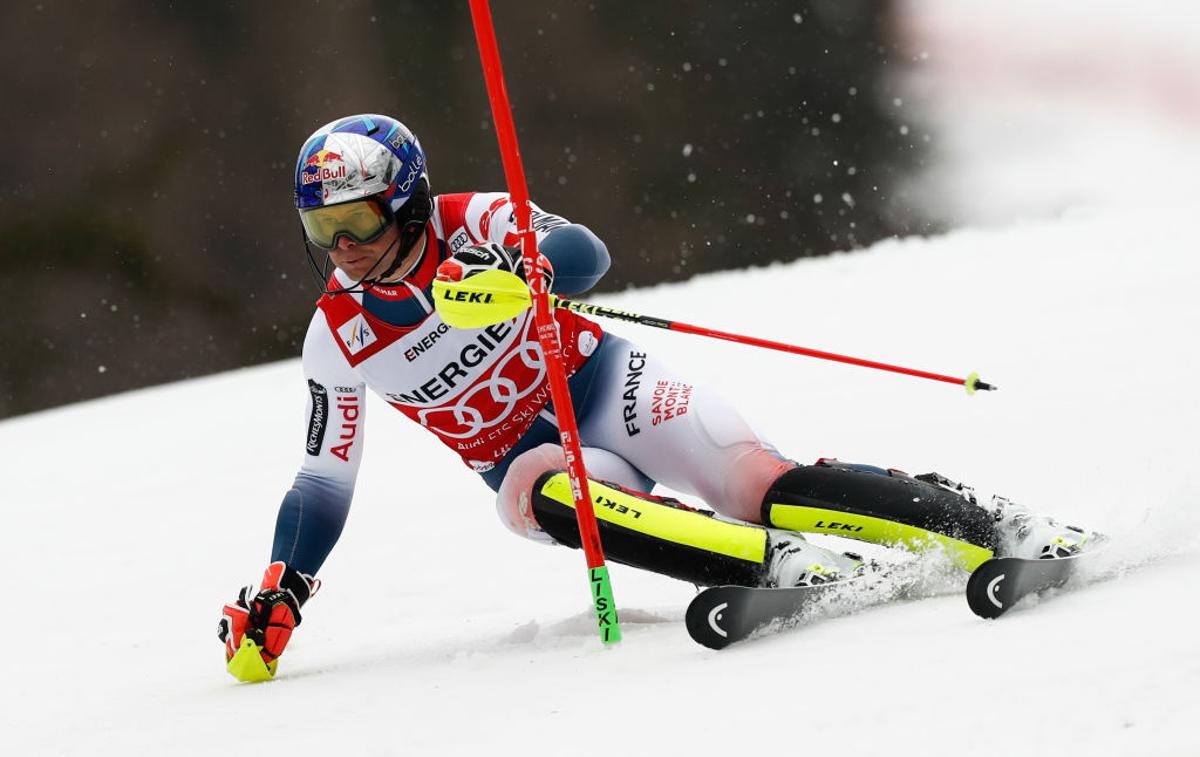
[{"xmin": 5, "ymin": 4, "xmax": 1200, "ymax": 756}]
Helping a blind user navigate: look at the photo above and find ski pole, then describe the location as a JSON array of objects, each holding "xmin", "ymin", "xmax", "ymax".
[
  {"xmin": 469, "ymin": 0, "xmax": 621, "ymax": 644},
  {"xmin": 434, "ymin": 270, "xmax": 995, "ymax": 395},
  {"xmin": 555, "ymin": 298, "xmax": 995, "ymax": 394}
]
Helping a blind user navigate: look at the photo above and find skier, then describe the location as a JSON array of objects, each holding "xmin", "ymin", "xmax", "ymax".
[{"xmin": 219, "ymin": 114, "xmax": 1099, "ymax": 672}]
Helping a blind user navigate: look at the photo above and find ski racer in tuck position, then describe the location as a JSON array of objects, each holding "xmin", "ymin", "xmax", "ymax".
[{"xmin": 218, "ymin": 113, "xmax": 1100, "ymax": 672}]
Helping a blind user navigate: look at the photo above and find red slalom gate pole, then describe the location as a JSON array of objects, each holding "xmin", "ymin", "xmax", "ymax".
[{"xmin": 468, "ymin": 0, "xmax": 621, "ymax": 643}]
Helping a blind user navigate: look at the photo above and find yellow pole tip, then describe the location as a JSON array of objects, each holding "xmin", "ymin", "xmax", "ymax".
[
  {"xmin": 226, "ymin": 638, "xmax": 277, "ymax": 683},
  {"xmin": 965, "ymin": 371, "xmax": 980, "ymax": 396}
]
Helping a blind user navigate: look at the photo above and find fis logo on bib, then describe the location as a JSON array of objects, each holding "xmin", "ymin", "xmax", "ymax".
[{"xmin": 337, "ymin": 315, "xmax": 377, "ymax": 355}]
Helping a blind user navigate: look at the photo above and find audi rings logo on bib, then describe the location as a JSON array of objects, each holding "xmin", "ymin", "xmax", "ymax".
[{"xmin": 417, "ymin": 339, "xmax": 547, "ymax": 439}]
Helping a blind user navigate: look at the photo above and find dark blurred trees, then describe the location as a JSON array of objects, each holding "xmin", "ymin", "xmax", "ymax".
[{"xmin": 0, "ymin": 0, "xmax": 926, "ymax": 418}]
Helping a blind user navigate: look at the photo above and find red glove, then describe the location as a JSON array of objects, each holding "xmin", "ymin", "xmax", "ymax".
[{"xmin": 218, "ymin": 562, "xmax": 319, "ymax": 668}]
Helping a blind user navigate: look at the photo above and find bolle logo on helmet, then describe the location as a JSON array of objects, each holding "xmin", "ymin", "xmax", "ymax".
[
  {"xmin": 398, "ymin": 153, "xmax": 425, "ymax": 194},
  {"xmin": 388, "ymin": 123, "xmax": 414, "ymax": 150},
  {"xmin": 301, "ymin": 149, "xmax": 347, "ymax": 186}
]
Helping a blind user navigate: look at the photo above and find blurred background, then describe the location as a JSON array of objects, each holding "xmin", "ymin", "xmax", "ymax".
[
  {"xmin": 0, "ymin": 0, "xmax": 924, "ymax": 418},
  {"xmin": 3, "ymin": 0, "xmax": 1199, "ymax": 419}
]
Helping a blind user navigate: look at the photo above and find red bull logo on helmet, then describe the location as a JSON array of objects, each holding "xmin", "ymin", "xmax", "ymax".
[
  {"xmin": 304, "ymin": 149, "xmax": 343, "ymax": 168},
  {"xmin": 301, "ymin": 149, "xmax": 347, "ymax": 185}
]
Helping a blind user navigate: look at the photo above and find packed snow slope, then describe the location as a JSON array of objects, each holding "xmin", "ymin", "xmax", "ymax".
[
  {"xmin": 3, "ymin": 205, "xmax": 1199, "ymax": 756},
  {"xmin": 7, "ymin": 2, "xmax": 1200, "ymax": 754}
]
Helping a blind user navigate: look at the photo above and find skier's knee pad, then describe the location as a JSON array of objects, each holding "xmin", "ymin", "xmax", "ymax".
[
  {"xmin": 496, "ymin": 443, "xmax": 653, "ymax": 543},
  {"xmin": 531, "ymin": 471, "xmax": 768, "ymax": 587},
  {"xmin": 761, "ymin": 459, "xmax": 997, "ymax": 570}
]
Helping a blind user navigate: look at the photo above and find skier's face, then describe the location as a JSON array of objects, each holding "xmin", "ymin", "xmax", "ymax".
[{"xmin": 328, "ymin": 220, "xmax": 409, "ymax": 282}]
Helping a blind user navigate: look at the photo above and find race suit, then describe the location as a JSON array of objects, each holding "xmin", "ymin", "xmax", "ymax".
[{"xmin": 273, "ymin": 191, "xmax": 790, "ymax": 575}]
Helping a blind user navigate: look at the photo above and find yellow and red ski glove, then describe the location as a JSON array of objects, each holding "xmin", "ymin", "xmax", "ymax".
[{"xmin": 218, "ymin": 561, "xmax": 319, "ymax": 681}]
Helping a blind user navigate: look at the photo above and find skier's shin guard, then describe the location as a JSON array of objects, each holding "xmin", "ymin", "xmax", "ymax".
[
  {"xmin": 532, "ymin": 472, "xmax": 767, "ymax": 587},
  {"xmin": 761, "ymin": 460, "xmax": 997, "ymax": 570}
]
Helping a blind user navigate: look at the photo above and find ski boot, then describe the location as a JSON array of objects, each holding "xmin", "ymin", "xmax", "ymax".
[
  {"xmin": 991, "ymin": 496, "xmax": 1102, "ymax": 560},
  {"xmin": 763, "ymin": 529, "xmax": 865, "ymax": 588},
  {"xmin": 914, "ymin": 471, "xmax": 979, "ymax": 505}
]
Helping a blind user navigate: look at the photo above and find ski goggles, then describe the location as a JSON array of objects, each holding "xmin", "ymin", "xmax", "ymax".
[{"xmin": 299, "ymin": 198, "xmax": 393, "ymax": 250}]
